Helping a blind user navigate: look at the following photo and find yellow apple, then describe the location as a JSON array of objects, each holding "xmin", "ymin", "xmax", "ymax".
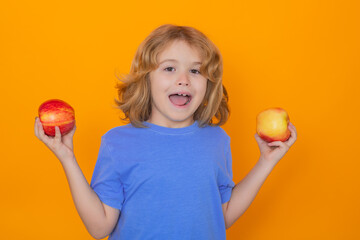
[{"xmin": 256, "ymin": 107, "xmax": 291, "ymax": 142}]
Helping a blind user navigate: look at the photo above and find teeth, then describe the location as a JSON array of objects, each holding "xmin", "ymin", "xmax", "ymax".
[{"xmin": 176, "ymin": 93, "xmax": 188, "ymax": 96}]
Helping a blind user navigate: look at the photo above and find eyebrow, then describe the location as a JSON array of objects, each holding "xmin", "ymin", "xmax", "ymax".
[{"xmin": 159, "ymin": 59, "xmax": 202, "ymax": 65}]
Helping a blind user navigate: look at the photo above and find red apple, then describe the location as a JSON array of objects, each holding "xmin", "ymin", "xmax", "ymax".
[
  {"xmin": 38, "ymin": 99, "xmax": 75, "ymax": 136},
  {"xmin": 256, "ymin": 107, "xmax": 290, "ymax": 142}
]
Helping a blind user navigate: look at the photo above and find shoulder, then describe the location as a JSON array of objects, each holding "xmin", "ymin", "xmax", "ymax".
[
  {"xmin": 200, "ymin": 124, "xmax": 230, "ymax": 139},
  {"xmin": 100, "ymin": 122, "xmax": 154, "ymax": 148},
  {"xmin": 100, "ymin": 122, "xmax": 141, "ymax": 144},
  {"xmin": 103, "ymin": 122, "xmax": 134, "ymax": 136},
  {"xmin": 198, "ymin": 124, "xmax": 231, "ymax": 146}
]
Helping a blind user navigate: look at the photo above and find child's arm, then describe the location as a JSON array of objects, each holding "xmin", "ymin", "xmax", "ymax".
[
  {"xmin": 60, "ymin": 155, "xmax": 120, "ymax": 239},
  {"xmin": 224, "ymin": 122, "xmax": 297, "ymax": 229},
  {"xmin": 34, "ymin": 118, "xmax": 120, "ymax": 239},
  {"xmin": 223, "ymin": 158, "xmax": 275, "ymax": 229}
]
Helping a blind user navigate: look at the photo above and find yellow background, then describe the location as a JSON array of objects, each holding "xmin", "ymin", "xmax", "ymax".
[{"xmin": 1, "ymin": 0, "xmax": 359, "ymax": 239}]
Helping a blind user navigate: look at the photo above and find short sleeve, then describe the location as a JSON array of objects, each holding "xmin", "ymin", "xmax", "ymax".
[
  {"xmin": 218, "ymin": 138, "xmax": 235, "ymax": 204},
  {"xmin": 90, "ymin": 136, "xmax": 125, "ymax": 210}
]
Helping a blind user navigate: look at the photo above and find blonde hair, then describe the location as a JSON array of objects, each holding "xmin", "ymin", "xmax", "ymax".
[{"xmin": 114, "ymin": 24, "xmax": 230, "ymax": 128}]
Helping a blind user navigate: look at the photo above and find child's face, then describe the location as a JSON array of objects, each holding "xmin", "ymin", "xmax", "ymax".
[{"xmin": 148, "ymin": 40, "xmax": 207, "ymax": 128}]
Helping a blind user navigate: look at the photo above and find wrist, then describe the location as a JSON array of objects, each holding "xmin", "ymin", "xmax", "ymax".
[
  {"xmin": 258, "ymin": 156, "xmax": 276, "ymax": 171},
  {"xmin": 59, "ymin": 154, "xmax": 76, "ymax": 166}
]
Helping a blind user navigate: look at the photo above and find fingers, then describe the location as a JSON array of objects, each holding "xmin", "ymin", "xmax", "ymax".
[
  {"xmin": 34, "ymin": 117, "xmax": 39, "ymax": 137},
  {"xmin": 286, "ymin": 122, "xmax": 297, "ymax": 146},
  {"xmin": 69, "ymin": 121, "xmax": 76, "ymax": 136},
  {"xmin": 35, "ymin": 117, "xmax": 54, "ymax": 146},
  {"xmin": 62, "ymin": 122, "xmax": 76, "ymax": 151},
  {"xmin": 54, "ymin": 125, "xmax": 62, "ymax": 143},
  {"xmin": 288, "ymin": 122, "xmax": 297, "ymax": 134},
  {"xmin": 35, "ymin": 117, "xmax": 46, "ymax": 140}
]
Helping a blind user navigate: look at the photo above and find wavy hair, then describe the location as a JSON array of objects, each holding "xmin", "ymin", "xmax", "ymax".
[{"xmin": 114, "ymin": 24, "xmax": 230, "ymax": 128}]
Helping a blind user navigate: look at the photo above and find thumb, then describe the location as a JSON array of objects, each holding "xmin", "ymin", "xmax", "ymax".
[
  {"xmin": 254, "ymin": 133, "xmax": 265, "ymax": 146},
  {"xmin": 267, "ymin": 141, "xmax": 282, "ymax": 147},
  {"xmin": 54, "ymin": 126, "xmax": 62, "ymax": 143}
]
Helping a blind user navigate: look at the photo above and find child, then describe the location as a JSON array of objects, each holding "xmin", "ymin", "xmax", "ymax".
[{"xmin": 34, "ymin": 24, "xmax": 297, "ymax": 240}]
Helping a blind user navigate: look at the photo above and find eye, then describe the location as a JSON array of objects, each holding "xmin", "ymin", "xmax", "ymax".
[
  {"xmin": 164, "ymin": 67, "xmax": 175, "ymax": 72},
  {"xmin": 190, "ymin": 69, "xmax": 201, "ymax": 74}
]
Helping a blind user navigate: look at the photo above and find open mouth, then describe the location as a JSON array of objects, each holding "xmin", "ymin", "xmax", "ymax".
[{"xmin": 168, "ymin": 93, "xmax": 192, "ymax": 106}]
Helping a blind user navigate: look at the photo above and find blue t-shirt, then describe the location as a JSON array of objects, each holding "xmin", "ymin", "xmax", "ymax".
[{"xmin": 90, "ymin": 120, "xmax": 235, "ymax": 240}]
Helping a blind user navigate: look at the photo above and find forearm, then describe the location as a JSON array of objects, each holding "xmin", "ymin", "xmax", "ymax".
[
  {"xmin": 225, "ymin": 158, "xmax": 275, "ymax": 228},
  {"xmin": 60, "ymin": 156, "xmax": 108, "ymax": 238}
]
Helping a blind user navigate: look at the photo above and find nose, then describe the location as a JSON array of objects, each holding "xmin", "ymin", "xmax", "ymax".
[{"xmin": 176, "ymin": 72, "xmax": 190, "ymax": 86}]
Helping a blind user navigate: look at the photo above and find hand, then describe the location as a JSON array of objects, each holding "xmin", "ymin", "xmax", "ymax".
[
  {"xmin": 34, "ymin": 117, "xmax": 77, "ymax": 163},
  {"xmin": 254, "ymin": 122, "xmax": 297, "ymax": 166}
]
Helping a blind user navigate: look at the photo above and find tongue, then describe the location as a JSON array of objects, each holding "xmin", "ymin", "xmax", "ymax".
[{"xmin": 169, "ymin": 95, "xmax": 189, "ymax": 105}]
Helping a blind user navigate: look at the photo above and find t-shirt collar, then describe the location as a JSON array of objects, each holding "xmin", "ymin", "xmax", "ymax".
[{"xmin": 142, "ymin": 120, "xmax": 199, "ymax": 135}]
